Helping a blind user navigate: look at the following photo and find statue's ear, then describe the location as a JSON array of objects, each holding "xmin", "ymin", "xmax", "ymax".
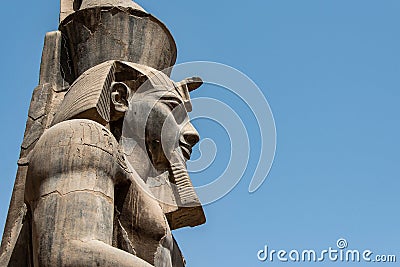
[{"xmin": 111, "ymin": 82, "xmax": 131, "ymax": 113}]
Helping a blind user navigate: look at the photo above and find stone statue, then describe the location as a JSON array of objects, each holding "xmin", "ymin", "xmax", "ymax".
[{"xmin": 0, "ymin": 1, "xmax": 206, "ymax": 266}]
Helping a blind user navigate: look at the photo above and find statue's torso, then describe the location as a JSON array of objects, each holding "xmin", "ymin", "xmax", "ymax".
[{"xmin": 26, "ymin": 119, "xmax": 184, "ymax": 267}]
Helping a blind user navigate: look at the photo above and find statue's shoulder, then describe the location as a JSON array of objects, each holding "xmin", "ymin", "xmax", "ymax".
[
  {"xmin": 36, "ymin": 119, "xmax": 119, "ymax": 154},
  {"xmin": 28, "ymin": 119, "xmax": 129, "ymax": 182}
]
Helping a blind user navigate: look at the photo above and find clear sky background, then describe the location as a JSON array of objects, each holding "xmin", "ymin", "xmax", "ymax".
[{"xmin": 1, "ymin": 1, "xmax": 400, "ymax": 266}]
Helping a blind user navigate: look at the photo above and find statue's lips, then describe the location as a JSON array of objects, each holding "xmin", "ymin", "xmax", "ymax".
[{"xmin": 179, "ymin": 142, "xmax": 192, "ymax": 161}]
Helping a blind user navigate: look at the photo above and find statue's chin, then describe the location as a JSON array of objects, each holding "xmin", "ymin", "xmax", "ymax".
[
  {"xmin": 123, "ymin": 144, "xmax": 195, "ymax": 208},
  {"xmin": 173, "ymin": 147, "xmax": 188, "ymax": 165},
  {"xmin": 151, "ymin": 149, "xmax": 188, "ymax": 183}
]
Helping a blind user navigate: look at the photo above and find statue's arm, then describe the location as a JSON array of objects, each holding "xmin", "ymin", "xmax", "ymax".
[{"xmin": 25, "ymin": 119, "xmax": 153, "ymax": 267}]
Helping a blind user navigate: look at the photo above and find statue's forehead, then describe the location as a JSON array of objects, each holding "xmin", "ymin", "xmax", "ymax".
[
  {"xmin": 142, "ymin": 86, "xmax": 189, "ymax": 100},
  {"xmin": 146, "ymin": 75, "xmax": 191, "ymax": 101},
  {"xmin": 134, "ymin": 78, "xmax": 193, "ymax": 111},
  {"xmin": 119, "ymin": 61, "xmax": 194, "ymax": 111},
  {"xmin": 135, "ymin": 86, "xmax": 193, "ymax": 112}
]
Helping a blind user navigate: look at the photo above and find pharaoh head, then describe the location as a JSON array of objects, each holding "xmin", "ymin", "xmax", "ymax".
[
  {"xmin": 117, "ymin": 73, "xmax": 202, "ymax": 175},
  {"xmin": 52, "ymin": 60, "xmax": 205, "ymax": 229}
]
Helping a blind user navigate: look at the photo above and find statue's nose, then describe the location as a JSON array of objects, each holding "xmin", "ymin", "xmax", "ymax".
[{"xmin": 181, "ymin": 122, "xmax": 200, "ymax": 147}]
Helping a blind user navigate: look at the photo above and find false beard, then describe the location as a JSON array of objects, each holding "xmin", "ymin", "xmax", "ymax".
[{"xmin": 169, "ymin": 149, "xmax": 199, "ymax": 207}]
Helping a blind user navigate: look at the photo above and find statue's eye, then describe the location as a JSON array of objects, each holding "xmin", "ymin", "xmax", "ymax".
[
  {"xmin": 161, "ymin": 97, "xmax": 183, "ymax": 111},
  {"xmin": 159, "ymin": 96, "xmax": 187, "ymax": 123},
  {"xmin": 165, "ymin": 101, "xmax": 180, "ymax": 111},
  {"xmin": 160, "ymin": 102, "xmax": 186, "ymax": 125}
]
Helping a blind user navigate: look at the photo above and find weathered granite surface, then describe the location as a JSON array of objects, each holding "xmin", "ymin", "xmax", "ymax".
[{"xmin": 0, "ymin": 1, "xmax": 205, "ymax": 266}]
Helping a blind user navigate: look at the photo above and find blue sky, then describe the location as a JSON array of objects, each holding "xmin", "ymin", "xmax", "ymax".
[{"xmin": 1, "ymin": 0, "xmax": 400, "ymax": 266}]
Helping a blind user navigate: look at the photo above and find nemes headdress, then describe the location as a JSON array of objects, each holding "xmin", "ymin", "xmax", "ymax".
[{"xmin": 52, "ymin": 60, "xmax": 202, "ymax": 126}]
